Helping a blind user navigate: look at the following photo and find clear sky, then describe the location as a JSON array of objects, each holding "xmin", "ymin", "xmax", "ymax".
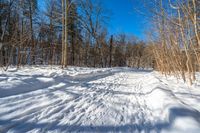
[
  {"xmin": 101, "ymin": 0, "xmax": 149, "ymax": 40},
  {"xmin": 39, "ymin": 0, "xmax": 149, "ymax": 41}
]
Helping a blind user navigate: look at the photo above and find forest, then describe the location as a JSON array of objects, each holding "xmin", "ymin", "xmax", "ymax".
[
  {"xmin": 0, "ymin": 0, "xmax": 153, "ymax": 69},
  {"xmin": 0, "ymin": 0, "xmax": 199, "ymax": 82}
]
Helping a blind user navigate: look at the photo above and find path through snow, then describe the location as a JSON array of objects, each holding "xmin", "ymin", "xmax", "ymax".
[{"xmin": 0, "ymin": 66, "xmax": 200, "ymax": 133}]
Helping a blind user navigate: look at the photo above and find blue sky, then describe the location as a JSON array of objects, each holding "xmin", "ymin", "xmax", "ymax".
[
  {"xmin": 101, "ymin": 0, "xmax": 149, "ymax": 40},
  {"xmin": 39, "ymin": 0, "xmax": 149, "ymax": 40}
]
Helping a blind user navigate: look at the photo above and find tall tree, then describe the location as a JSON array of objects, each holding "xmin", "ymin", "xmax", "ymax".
[{"xmin": 24, "ymin": 0, "xmax": 38, "ymax": 64}]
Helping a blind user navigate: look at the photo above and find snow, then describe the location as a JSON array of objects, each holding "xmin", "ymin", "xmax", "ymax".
[{"xmin": 0, "ymin": 66, "xmax": 200, "ymax": 133}]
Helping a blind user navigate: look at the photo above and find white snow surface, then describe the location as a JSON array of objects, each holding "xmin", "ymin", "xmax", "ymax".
[{"xmin": 0, "ymin": 66, "xmax": 200, "ymax": 133}]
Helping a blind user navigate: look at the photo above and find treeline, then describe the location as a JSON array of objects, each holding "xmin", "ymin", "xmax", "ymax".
[
  {"xmin": 2, "ymin": 0, "xmax": 198, "ymax": 84},
  {"xmin": 145, "ymin": 0, "xmax": 200, "ymax": 84},
  {"xmin": 0, "ymin": 0, "xmax": 154, "ymax": 69}
]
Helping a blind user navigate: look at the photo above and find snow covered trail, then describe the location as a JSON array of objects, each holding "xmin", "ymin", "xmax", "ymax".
[{"xmin": 0, "ymin": 66, "xmax": 200, "ymax": 133}]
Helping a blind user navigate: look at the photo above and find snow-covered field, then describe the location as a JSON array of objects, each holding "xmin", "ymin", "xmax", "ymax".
[{"xmin": 0, "ymin": 66, "xmax": 200, "ymax": 133}]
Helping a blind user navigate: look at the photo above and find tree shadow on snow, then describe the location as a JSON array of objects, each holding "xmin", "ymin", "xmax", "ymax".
[
  {"xmin": 1, "ymin": 69, "xmax": 200, "ymax": 132},
  {"xmin": 0, "ymin": 107, "xmax": 200, "ymax": 133},
  {"xmin": 0, "ymin": 69, "xmax": 120, "ymax": 98}
]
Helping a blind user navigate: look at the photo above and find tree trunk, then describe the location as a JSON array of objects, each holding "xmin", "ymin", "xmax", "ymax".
[
  {"xmin": 29, "ymin": 2, "xmax": 35, "ymax": 65},
  {"xmin": 109, "ymin": 35, "xmax": 113, "ymax": 67}
]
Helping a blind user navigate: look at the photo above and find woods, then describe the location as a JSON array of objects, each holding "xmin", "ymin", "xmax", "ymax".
[
  {"xmin": 0, "ymin": 0, "xmax": 199, "ymax": 83},
  {"xmin": 0, "ymin": 0, "xmax": 152, "ymax": 69},
  {"xmin": 144, "ymin": 0, "xmax": 200, "ymax": 84}
]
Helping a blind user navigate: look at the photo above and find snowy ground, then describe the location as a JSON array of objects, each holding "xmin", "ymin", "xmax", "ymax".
[{"xmin": 0, "ymin": 66, "xmax": 200, "ymax": 133}]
